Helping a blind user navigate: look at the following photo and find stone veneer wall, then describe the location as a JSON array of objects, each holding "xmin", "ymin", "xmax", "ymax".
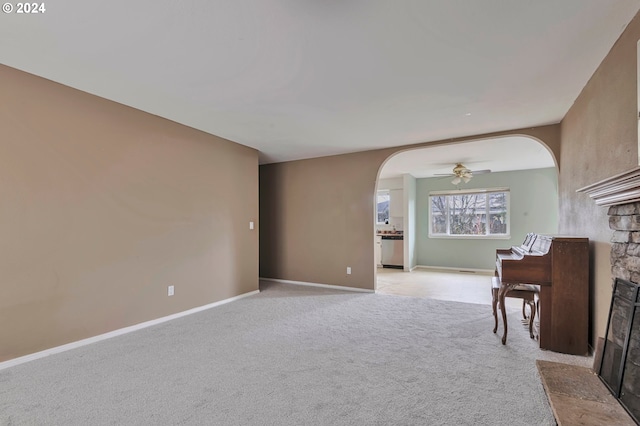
[
  {"xmin": 603, "ymin": 202, "xmax": 640, "ymax": 421},
  {"xmin": 610, "ymin": 202, "xmax": 640, "ymax": 283}
]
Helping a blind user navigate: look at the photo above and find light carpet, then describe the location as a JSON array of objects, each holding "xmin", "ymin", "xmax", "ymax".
[{"xmin": 0, "ymin": 281, "xmax": 591, "ymax": 425}]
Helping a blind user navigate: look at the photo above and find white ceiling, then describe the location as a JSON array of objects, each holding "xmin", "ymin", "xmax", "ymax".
[
  {"xmin": 1, "ymin": 1, "xmax": 639, "ymax": 166},
  {"xmin": 379, "ymin": 136, "xmax": 555, "ymax": 179}
]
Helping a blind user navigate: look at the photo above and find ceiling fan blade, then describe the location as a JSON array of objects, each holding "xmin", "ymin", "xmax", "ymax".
[
  {"xmin": 470, "ymin": 169, "xmax": 491, "ymax": 174},
  {"xmin": 434, "ymin": 173, "xmax": 455, "ymax": 176}
]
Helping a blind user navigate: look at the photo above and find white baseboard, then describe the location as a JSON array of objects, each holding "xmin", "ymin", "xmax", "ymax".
[
  {"xmin": 260, "ymin": 277, "xmax": 374, "ymax": 293},
  {"xmin": 0, "ymin": 289, "xmax": 260, "ymax": 372},
  {"xmin": 414, "ymin": 265, "xmax": 493, "ymax": 275}
]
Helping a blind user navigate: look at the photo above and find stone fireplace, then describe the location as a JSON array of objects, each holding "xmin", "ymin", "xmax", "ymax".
[
  {"xmin": 578, "ymin": 166, "xmax": 640, "ymax": 282},
  {"xmin": 610, "ymin": 202, "xmax": 640, "ymax": 283},
  {"xmin": 579, "ymin": 166, "xmax": 640, "ymax": 423}
]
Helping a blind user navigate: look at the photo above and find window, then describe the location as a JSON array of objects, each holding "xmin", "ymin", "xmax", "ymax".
[
  {"xmin": 429, "ymin": 188, "xmax": 509, "ymax": 238},
  {"xmin": 377, "ymin": 190, "xmax": 390, "ymax": 224}
]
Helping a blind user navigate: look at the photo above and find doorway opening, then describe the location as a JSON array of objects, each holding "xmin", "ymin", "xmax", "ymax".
[{"xmin": 373, "ymin": 135, "xmax": 557, "ymax": 306}]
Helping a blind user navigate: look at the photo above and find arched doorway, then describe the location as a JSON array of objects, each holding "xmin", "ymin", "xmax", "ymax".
[{"xmin": 373, "ymin": 135, "xmax": 557, "ymax": 299}]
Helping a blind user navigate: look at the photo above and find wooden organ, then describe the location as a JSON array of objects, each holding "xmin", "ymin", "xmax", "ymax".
[{"xmin": 494, "ymin": 233, "xmax": 589, "ymax": 355}]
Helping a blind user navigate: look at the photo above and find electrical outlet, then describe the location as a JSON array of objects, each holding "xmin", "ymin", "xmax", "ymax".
[
  {"xmin": 347, "ymin": 267, "xmax": 351, "ymax": 275},
  {"xmin": 168, "ymin": 285, "xmax": 174, "ymax": 296},
  {"xmin": 249, "ymin": 221, "xmax": 254, "ymax": 230}
]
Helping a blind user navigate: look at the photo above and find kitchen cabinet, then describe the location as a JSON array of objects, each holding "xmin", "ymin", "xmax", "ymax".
[
  {"xmin": 375, "ymin": 235, "xmax": 382, "ymax": 267},
  {"xmin": 389, "ymin": 189, "xmax": 403, "ymax": 217}
]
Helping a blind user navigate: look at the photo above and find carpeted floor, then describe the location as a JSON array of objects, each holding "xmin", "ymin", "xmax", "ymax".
[{"xmin": 0, "ymin": 281, "xmax": 590, "ymax": 425}]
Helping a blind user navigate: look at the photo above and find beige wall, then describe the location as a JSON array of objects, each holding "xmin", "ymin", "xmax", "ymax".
[
  {"xmin": 260, "ymin": 149, "xmax": 394, "ymax": 289},
  {"xmin": 260, "ymin": 126, "xmax": 560, "ymax": 290},
  {"xmin": 559, "ymin": 11, "xmax": 640, "ymax": 345},
  {"xmin": 0, "ymin": 65, "xmax": 259, "ymax": 362}
]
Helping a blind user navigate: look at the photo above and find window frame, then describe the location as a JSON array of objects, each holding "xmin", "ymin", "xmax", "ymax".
[
  {"xmin": 428, "ymin": 187, "xmax": 510, "ymax": 239},
  {"xmin": 376, "ymin": 189, "xmax": 390, "ymax": 225}
]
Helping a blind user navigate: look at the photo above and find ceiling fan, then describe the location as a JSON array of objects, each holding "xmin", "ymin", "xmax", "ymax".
[{"xmin": 435, "ymin": 163, "xmax": 491, "ymax": 185}]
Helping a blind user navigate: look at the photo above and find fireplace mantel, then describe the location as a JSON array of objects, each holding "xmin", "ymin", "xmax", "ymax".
[{"xmin": 577, "ymin": 166, "xmax": 640, "ymax": 207}]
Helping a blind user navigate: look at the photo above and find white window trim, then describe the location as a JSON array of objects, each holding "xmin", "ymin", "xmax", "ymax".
[{"xmin": 428, "ymin": 187, "xmax": 511, "ymax": 239}]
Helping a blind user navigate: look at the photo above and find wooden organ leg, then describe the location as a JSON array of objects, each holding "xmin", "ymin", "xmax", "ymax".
[
  {"xmin": 528, "ymin": 299, "xmax": 536, "ymax": 339},
  {"xmin": 491, "ymin": 277, "xmax": 500, "ymax": 334},
  {"xmin": 498, "ymin": 282, "xmax": 523, "ymax": 344},
  {"xmin": 498, "ymin": 284, "xmax": 511, "ymax": 345}
]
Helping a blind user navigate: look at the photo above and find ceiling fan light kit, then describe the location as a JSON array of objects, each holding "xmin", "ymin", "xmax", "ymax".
[{"xmin": 451, "ymin": 175, "xmax": 472, "ymax": 185}]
